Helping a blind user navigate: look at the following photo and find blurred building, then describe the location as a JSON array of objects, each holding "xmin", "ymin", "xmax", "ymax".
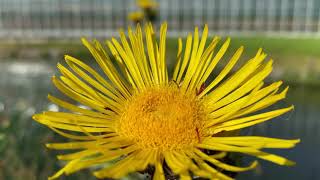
[{"xmin": 0, "ymin": 0, "xmax": 320, "ymax": 39}]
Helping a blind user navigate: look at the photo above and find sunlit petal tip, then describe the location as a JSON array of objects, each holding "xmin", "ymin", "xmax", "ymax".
[
  {"xmin": 56, "ymin": 155, "xmax": 64, "ymax": 160},
  {"xmin": 251, "ymin": 160, "xmax": 259, "ymax": 168},
  {"xmin": 56, "ymin": 63, "xmax": 64, "ymax": 69},
  {"xmin": 277, "ymin": 80, "xmax": 283, "ymax": 86},
  {"xmin": 280, "ymin": 87, "xmax": 290, "ymax": 98},
  {"xmin": 119, "ymin": 27, "xmax": 125, "ymax": 33},
  {"xmin": 45, "ymin": 143, "xmax": 53, "ymax": 148},
  {"xmin": 284, "ymin": 160, "xmax": 296, "ymax": 166},
  {"xmin": 162, "ymin": 21, "xmax": 168, "ymax": 27},
  {"xmin": 268, "ymin": 58, "xmax": 274, "ymax": 65},
  {"xmin": 93, "ymin": 171, "xmax": 105, "ymax": 179},
  {"xmin": 80, "ymin": 38, "xmax": 89, "ymax": 46},
  {"xmin": 32, "ymin": 114, "xmax": 39, "ymax": 121},
  {"xmin": 291, "ymin": 105, "xmax": 295, "ymax": 110},
  {"xmin": 47, "ymin": 94, "xmax": 53, "ymax": 100}
]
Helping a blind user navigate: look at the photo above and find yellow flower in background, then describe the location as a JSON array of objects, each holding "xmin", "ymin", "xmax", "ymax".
[
  {"xmin": 137, "ymin": 0, "xmax": 158, "ymax": 9},
  {"xmin": 128, "ymin": 11, "xmax": 144, "ymax": 23},
  {"xmin": 33, "ymin": 22, "xmax": 299, "ymax": 180}
]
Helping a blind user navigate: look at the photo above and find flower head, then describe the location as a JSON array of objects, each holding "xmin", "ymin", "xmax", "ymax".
[
  {"xmin": 137, "ymin": 0, "xmax": 158, "ymax": 9},
  {"xmin": 33, "ymin": 22, "xmax": 299, "ymax": 180}
]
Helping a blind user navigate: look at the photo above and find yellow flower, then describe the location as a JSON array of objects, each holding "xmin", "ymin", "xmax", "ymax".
[
  {"xmin": 137, "ymin": 0, "xmax": 158, "ymax": 9},
  {"xmin": 33, "ymin": 22, "xmax": 300, "ymax": 180},
  {"xmin": 128, "ymin": 11, "xmax": 144, "ymax": 23}
]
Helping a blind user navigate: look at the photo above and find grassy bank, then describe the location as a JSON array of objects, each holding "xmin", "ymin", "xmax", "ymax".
[{"xmin": 0, "ymin": 36, "xmax": 320, "ymax": 84}]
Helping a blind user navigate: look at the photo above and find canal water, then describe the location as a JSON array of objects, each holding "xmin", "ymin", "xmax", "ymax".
[{"xmin": 0, "ymin": 60, "xmax": 319, "ymax": 180}]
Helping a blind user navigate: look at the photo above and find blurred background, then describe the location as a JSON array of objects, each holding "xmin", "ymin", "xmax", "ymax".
[{"xmin": 0, "ymin": 0, "xmax": 319, "ymax": 179}]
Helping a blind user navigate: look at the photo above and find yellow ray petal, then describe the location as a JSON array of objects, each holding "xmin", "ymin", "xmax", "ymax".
[
  {"xmin": 198, "ymin": 142, "xmax": 297, "ymax": 166},
  {"xmin": 47, "ymin": 94, "xmax": 107, "ymax": 119},
  {"xmin": 127, "ymin": 26, "xmax": 152, "ymax": 86},
  {"xmin": 245, "ymin": 151, "xmax": 296, "ymax": 166},
  {"xmin": 57, "ymin": 149, "xmax": 99, "ymax": 161},
  {"xmin": 231, "ymin": 86, "xmax": 289, "ymax": 119},
  {"xmin": 82, "ymin": 38, "xmax": 131, "ymax": 98},
  {"xmin": 194, "ymin": 149, "xmax": 258, "ymax": 172},
  {"xmin": 173, "ymin": 38, "xmax": 184, "ymax": 81},
  {"xmin": 197, "ymin": 38, "xmax": 231, "ymax": 89},
  {"xmin": 93, "ymin": 151, "xmax": 139, "ymax": 179},
  {"xmin": 198, "ymin": 46, "xmax": 243, "ymax": 97},
  {"xmin": 64, "ymin": 55, "xmax": 126, "ymax": 103},
  {"xmin": 164, "ymin": 151, "xmax": 189, "ymax": 174},
  {"xmin": 204, "ymin": 136, "xmax": 300, "ymax": 149},
  {"xmin": 206, "ymin": 59, "xmax": 273, "ymax": 114},
  {"xmin": 49, "ymin": 127, "xmax": 116, "ymax": 140},
  {"xmin": 153, "ymin": 160, "xmax": 165, "ymax": 180},
  {"xmin": 201, "ymin": 48, "xmax": 265, "ymax": 102},
  {"xmin": 210, "ymin": 151, "xmax": 227, "ymax": 159},
  {"xmin": 180, "ymin": 26, "xmax": 200, "ymax": 91},
  {"xmin": 145, "ymin": 23, "xmax": 160, "ymax": 84},
  {"xmin": 195, "ymin": 158, "xmax": 233, "ymax": 180},
  {"xmin": 211, "ymin": 106, "xmax": 294, "ymax": 133},
  {"xmin": 52, "ymin": 76, "xmax": 115, "ymax": 116},
  {"xmin": 33, "ymin": 114, "xmax": 112, "ymax": 133},
  {"xmin": 176, "ymin": 33, "xmax": 193, "ymax": 83},
  {"xmin": 35, "ymin": 113, "xmax": 113, "ymax": 128}
]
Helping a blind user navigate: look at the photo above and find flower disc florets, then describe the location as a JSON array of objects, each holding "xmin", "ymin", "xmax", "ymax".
[{"xmin": 117, "ymin": 84, "xmax": 206, "ymax": 151}]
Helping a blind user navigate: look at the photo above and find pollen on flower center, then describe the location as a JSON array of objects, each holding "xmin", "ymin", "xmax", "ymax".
[{"xmin": 117, "ymin": 84, "xmax": 206, "ymax": 150}]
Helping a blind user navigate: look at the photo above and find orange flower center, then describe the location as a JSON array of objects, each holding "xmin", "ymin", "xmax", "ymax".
[{"xmin": 117, "ymin": 85, "xmax": 206, "ymax": 151}]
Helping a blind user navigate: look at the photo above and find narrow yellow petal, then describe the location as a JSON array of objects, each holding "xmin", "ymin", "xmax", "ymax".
[
  {"xmin": 245, "ymin": 151, "xmax": 296, "ymax": 166},
  {"xmin": 195, "ymin": 158, "xmax": 233, "ymax": 180},
  {"xmin": 180, "ymin": 26, "xmax": 200, "ymax": 90},
  {"xmin": 82, "ymin": 38, "xmax": 131, "ymax": 98},
  {"xmin": 159, "ymin": 22, "xmax": 168, "ymax": 83},
  {"xmin": 57, "ymin": 149, "xmax": 99, "ymax": 161},
  {"xmin": 198, "ymin": 46, "xmax": 243, "ymax": 97},
  {"xmin": 176, "ymin": 33, "xmax": 193, "ymax": 83},
  {"xmin": 201, "ymin": 48, "xmax": 265, "ymax": 101},
  {"xmin": 49, "ymin": 127, "xmax": 116, "ymax": 140},
  {"xmin": 65, "ymin": 55, "xmax": 126, "ymax": 102},
  {"xmin": 231, "ymin": 86, "xmax": 289, "ymax": 119},
  {"xmin": 65, "ymin": 145, "xmax": 138, "ymax": 175},
  {"xmin": 197, "ymin": 37, "xmax": 231, "ymax": 88},
  {"xmin": 173, "ymin": 38, "xmax": 183, "ymax": 81},
  {"xmin": 209, "ymin": 151, "xmax": 227, "ymax": 159},
  {"xmin": 52, "ymin": 76, "xmax": 115, "ymax": 116},
  {"xmin": 205, "ymin": 136, "xmax": 300, "ymax": 149},
  {"xmin": 198, "ymin": 142, "xmax": 296, "ymax": 166},
  {"xmin": 47, "ymin": 95, "xmax": 106, "ymax": 119},
  {"xmin": 211, "ymin": 106, "xmax": 294, "ymax": 133},
  {"xmin": 145, "ymin": 23, "xmax": 160, "ymax": 84},
  {"xmin": 164, "ymin": 151, "xmax": 188, "ymax": 174},
  {"xmin": 93, "ymin": 151, "xmax": 138, "ymax": 179},
  {"xmin": 207, "ymin": 59, "xmax": 273, "ymax": 113},
  {"xmin": 194, "ymin": 149, "xmax": 258, "ymax": 172},
  {"xmin": 153, "ymin": 161, "xmax": 165, "ymax": 180}
]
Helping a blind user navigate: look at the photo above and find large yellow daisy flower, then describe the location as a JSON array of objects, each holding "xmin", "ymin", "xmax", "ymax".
[{"xmin": 33, "ymin": 22, "xmax": 299, "ymax": 180}]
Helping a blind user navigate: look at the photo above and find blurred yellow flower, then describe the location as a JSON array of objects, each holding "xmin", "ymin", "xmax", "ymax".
[
  {"xmin": 33, "ymin": 22, "xmax": 299, "ymax": 180},
  {"xmin": 128, "ymin": 11, "xmax": 144, "ymax": 23},
  {"xmin": 137, "ymin": 0, "xmax": 158, "ymax": 9}
]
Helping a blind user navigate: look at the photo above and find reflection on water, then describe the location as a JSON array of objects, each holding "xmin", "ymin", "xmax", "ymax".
[{"xmin": 0, "ymin": 60, "xmax": 319, "ymax": 180}]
